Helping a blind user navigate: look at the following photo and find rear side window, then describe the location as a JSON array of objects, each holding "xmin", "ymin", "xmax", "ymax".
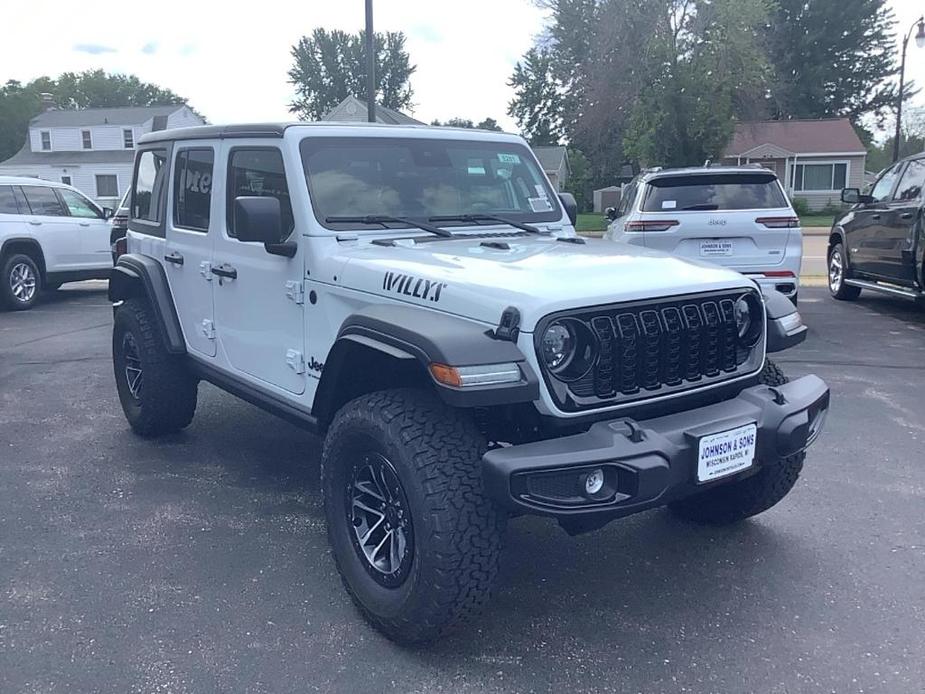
[
  {"xmin": 227, "ymin": 148, "xmax": 294, "ymax": 238},
  {"xmin": 894, "ymin": 159, "xmax": 925, "ymax": 202},
  {"xmin": 133, "ymin": 149, "xmax": 169, "ymax": 225},
  {"xmin": 642, "ymin": 173, "xmax": 787, "ymax": 212},
  {"xmin": 0, "ymin": 185, "xmax": 19, "ymax": 214},
  {"xmin": 22, "ymin": 186, "xmax": 66, "ymax": 216},
  {"xmin": 173, "ymin": 148, "xmax": 214, "ymax": 232}
]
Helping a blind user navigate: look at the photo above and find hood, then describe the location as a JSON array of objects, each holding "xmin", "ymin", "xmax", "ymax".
[{"xmin": 335, "ymin": 234, "xmax": 757, "ymax": 331}]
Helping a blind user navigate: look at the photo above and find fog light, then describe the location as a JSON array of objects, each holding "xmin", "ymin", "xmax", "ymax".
[{"xmin": 584, "ymin": 468, "xmax": 605, "ymax": 496}]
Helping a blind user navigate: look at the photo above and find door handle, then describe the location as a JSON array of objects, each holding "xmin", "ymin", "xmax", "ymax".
[
  {"xmin": 211, "ymin": 264, "xmax": 237, "ymax": 280},
  {"xmin": 28, "ymin": 220, "xmax": 42, "ymax": 226},
  {"xmin": 79, "ymin": 221, "xmax": 91, "ymax": 227},
  {"xmin": 900, "ymin": 212, "xmax": 914, "ymax": 220},
  {"xmin": 871, "ymin": 214, "xmax": 881, "ymax": 220},
  {"xmin": 164, "ymin": 252, "xmax": 184, "ymax": 266}
]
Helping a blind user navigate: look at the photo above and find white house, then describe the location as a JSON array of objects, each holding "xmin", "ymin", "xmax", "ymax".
[{"xmin": 0, "ymin": 103, "xmax": 203, "ymax": 207}]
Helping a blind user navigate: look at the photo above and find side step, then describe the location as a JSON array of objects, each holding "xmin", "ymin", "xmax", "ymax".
[{"xmin": 844, "ymin": 279, "xmax": 923, "ymax": 300}]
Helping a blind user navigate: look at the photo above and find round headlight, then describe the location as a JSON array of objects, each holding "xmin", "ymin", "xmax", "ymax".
[
  {"xmin": 734, "ymin": 294, "xmax": 762, "ymax": 346},
  {"xmin": 542, "ymin": 322, "xmax": 574, "ymax": 371}
]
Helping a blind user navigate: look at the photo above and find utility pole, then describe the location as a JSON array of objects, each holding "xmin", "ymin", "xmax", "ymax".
[
  {"xmin": 893, "ymin": 17, "xmax": 925, "ymax": 163},
  {"xmin": 365, "ymin": 0, "xmax": 376, "ymax": 123}
]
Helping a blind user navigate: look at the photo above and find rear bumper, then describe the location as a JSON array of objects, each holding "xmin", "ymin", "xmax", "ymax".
[{"xmin": 482, "ymin": 374, "xmax": 829, "ymax": 520}]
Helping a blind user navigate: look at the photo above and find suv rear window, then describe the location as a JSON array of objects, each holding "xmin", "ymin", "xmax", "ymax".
[{"xmin": 642, "ymin": 173, "xmax": 788, "ymax": 212}]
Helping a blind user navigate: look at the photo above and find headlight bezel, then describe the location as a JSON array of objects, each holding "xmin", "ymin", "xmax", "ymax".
[
  {"xmin": 735, "ymin": 293, "xmax": 764, "ymax": 347},
  {"xmin": 541, "ymin": 318, "xmax": 597, "ymax": 382}
]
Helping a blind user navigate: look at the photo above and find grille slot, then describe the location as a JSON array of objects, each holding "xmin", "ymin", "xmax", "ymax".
[{"xmin": 539, "ymin": 291, "xmax": 762, "ymax": 411}]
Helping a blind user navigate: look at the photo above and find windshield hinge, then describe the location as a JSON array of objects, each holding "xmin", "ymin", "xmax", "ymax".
[
  {"xmin": 492, "ymin": 306, "xmax": 521, "ymax": 342},
  {"xmin": 285, "ymin": 280, "xmax": 305, "ymax": 305},
  {"xmin": 286, "ymin": 349, "xmax": 305, "ymax": 374}
]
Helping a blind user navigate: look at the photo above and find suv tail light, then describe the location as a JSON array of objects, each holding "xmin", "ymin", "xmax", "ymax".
[
  {"xmin": 111, "ymin": 214, "xmax": 128, "ymax": 227},
  {"xmin": 624, "ymin": 220, "xmax": 679, "ymax": 232},
  {"xmin": 755, "ymin": 216, "xmax": 800, "ymax": 228}
]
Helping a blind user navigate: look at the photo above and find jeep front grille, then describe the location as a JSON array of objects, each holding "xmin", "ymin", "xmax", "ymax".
[{"xmin": 535, "ymin": 290, "xmax": 764, "ymax": 412}]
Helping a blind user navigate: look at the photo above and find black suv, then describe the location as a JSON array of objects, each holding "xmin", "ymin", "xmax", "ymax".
[{"xmin": 828, "ymin": 152, "xmax": 925, "ymax": 303}]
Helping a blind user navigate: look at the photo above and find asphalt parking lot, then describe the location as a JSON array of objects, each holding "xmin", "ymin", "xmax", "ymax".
[{"xmin": 1, "ymin": 283, "xmax": 924, "ymax": 693}]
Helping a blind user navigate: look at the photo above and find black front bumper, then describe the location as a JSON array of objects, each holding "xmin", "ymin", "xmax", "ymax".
[{"xmin": 482, "ymin": 375, "xmax": 829, "ymax": 521}]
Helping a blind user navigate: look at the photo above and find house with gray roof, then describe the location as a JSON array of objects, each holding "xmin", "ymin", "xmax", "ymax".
[
  {"xmin": 531, "ymin": 146, "xmax": 570, "ymax": 191},
  {"xmin": 0, "ymin": 103, "xmax": 203, "ymax": 206},
  {"xmin": 322, "ymin": 96, "xmax": 424, "ymax": 126}
]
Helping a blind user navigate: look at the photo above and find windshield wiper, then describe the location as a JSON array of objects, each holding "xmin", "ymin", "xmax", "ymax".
[
  {"xmin": 325, "ymin": 215, "xmax": 452, "ymax": 238},
  {"xmin": 429, "ymin": 214, "xmax": 545, "ymax": 234},
  {"xmin": 680, "ymin": 203, "xmax": 719, "ymax": 211}
]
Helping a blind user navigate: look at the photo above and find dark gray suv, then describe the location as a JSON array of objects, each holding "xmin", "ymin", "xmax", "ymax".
[{"xmin": 828, "ymin": 152, "xmax": 925, "ymax": 303}]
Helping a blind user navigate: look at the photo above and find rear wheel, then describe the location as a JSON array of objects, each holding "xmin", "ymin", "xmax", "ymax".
[
  {"xmin": 668, "ymin": 359, "xmax": 805, "ymax": 525},
  {"xmin": 1, "ymin": 253, "xmax": 41, "ymax": 311},
  {"xmin": 321, "ymin": 388, "xmax": 505, "ymax": 644},
  {"xmin": 828, "ymin": 242, "xmax": 861, "ymax": 300}
]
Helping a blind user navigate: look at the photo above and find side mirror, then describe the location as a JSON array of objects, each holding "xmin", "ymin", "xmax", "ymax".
[
  {"xmin": 605, "ymin": 206, "xmax": 617, "ymax": 221},
  {"xmin": 841, "ymin": 188, "xmax": 873, "ymax": 205},
  {"xmin": 557, "ymin": 192, "xmax": 578, "ymax": 226},
  {"xmin": 102, "ymin": 207, "xmax": 114, "ymax": 219},
  {"xmin": 233, "ymin": 196, "xmax": 296, "ymax": 258}
]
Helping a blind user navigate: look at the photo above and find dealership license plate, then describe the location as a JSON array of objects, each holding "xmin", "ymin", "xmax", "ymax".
[
  {"xmin": 700, "ymin": 240, "xmax": 734, "ymax": 257},
  {"xmin": 697, "ymin": 423, "xmax": 757, "ymax": 482}
]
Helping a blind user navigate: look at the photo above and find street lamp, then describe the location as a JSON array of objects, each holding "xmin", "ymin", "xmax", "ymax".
[{"xmin": 892, "ymin": 16, "xmax": 925, "ymax": 163}]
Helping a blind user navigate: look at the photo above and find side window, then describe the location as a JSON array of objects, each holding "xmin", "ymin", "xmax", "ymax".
[
  {"xmin": 22, "ymin": 186, "xmax": 66, "ymax": 216},
  {"xmin": 59, "ymin": 188, "xmax": 103, "ymax": 218},
  {"xmin": 619, "ymin": 182, "xmax": 637, "ymax": 216},
  {"xmin": 227, "ymin": 148, "xmax": 294, "ymax": 239},
  {"xmin": 0, "ymin": 185, "xmax": 19, "ymax": 214},
  {"xmin": 894, "ymin": 159, "xmax": 925, "ymax": 202},
  {"xmin": 173, "ymin": 148, "xmax": 214, "ymax": 232},
  {"xmin": 870, "ymin": 163, "xmax": 902, "ymax": 203},
  {"xmin": 132, "ymin": 149, "xmax": 169, "ymax": 225}
]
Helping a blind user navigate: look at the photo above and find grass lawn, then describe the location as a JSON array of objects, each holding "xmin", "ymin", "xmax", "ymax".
[
  {"xmin": 576, "ymin": 213, "xmax": 606, "ymax": 233},
  {"xmin": 799, "ymin": 214, "xmax": 837, "ymax": 228}
]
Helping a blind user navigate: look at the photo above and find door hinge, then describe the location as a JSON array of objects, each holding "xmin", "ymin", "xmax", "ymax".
[
  {"xmin": 286, "ymin": 349, "xmax": 305, "ymax": 374},
  {"xmin": 285, "ymin": 280, "xmax": 305, "ymax": 305},
  {"xmin": 201, "ymin": 319, "xmax": 215, "ymax": 339},
  {"xmin": 200, "ymin": 261, "xmax": 213, "ymax": 281}
]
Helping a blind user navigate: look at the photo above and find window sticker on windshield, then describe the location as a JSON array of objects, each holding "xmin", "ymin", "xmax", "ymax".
[
  {"xmin": 468, "ymin": 165, "xmax": 486, "ymax": 175},
  {"xmin": 528, "ymin": 196, "xmax": 554, "ymax": 212},
  {"xmin": 498, "ymin": 153, "xmax": 521, "ymax": 164},
  {"xmin": 662, "ymin": 200, "xmax": 677, "ymax": 209}
]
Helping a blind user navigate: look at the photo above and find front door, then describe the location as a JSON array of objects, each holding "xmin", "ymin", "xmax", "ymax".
[
  {"xmin": 19, "ymin": 185, "xmax": 82, "ymax": 269},
  {"xmin": 849, "ymin": 163, "xmax": 902, "ymax": 277},
  {"xmin": 876, "ymin": 157, "xmax": 925, "ymax": 285},
  {"xmin": 165, "ymin": 146, "xmax": 217, "ymax": 358},
  {"xmin": 56, "ymin": 187, "xmax": 112, "ymax": 269},
  {"xmin": 211, "ymin": 144, "xmax": 305, "ymax": 395}
]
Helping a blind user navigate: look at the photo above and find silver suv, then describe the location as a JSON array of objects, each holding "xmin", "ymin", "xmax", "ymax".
[{"xmin": 605, "ymin": 166, "xmax": 802, "ymax": 304}]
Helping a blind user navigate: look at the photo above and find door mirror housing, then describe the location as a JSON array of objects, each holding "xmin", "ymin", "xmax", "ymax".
[
  {"xmin": 557, "ymin": 192, "xmax": 578, "ymax": 226},
  {"xmin": 102, "ymin": 207, "xmax": 114, "ymax": 220},
  {"xmin": 841, "ymin": 188, "xmax": 873, "ymax": 205},
  {"xmin": 233, "ymin": 196, "xmax": 296, "ymax": 258},
  {"xmin": 605, "ymin": 206, "xmax": 618, "ymax": 221}
]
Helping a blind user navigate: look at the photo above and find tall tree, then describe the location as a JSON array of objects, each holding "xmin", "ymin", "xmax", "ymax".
[
  {"xmin": 767, "ymin": 0, "xmax": 899, "ymax": 124},
  {"xmin": 288, "ymin": 29, "xmax": 415, "ymax": 121},
  {"xmin": 507, "ymin": 47, "xmax": 564, "ymax": 145},
  {"xmin": 430, "ymin": 117, "xmax": 503, "ymax": 131},
  {"xmin": 0, "ymin": 70, "xmax": 190, "ymax": 161}
]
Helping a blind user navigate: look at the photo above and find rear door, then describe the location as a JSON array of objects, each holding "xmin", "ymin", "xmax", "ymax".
[
  {"xmin": 56, "ymin": 188, "xmax": 112, "ymax": 269},
  {"xmin": 875, "ymin": 157, "xmax": 924, "ymax": 284},
  {"xmin": 20, "ymin": 184, "xmax": 81, "ymax": 269},
  {"xmin": 165, "ymin": 146, "xmax": 217, "ymax": 358},
  {"xmin": 638, "ymin": 172, "xmax": 795, "ymax": 269}
]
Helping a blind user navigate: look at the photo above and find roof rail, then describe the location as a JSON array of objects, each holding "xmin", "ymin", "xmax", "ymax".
[{"xmin": 640, "ymin": 166, "xmax": 663, "ymax": 174}]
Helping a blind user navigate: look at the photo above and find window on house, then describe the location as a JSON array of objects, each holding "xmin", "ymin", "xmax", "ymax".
[
  {"xmin": 60, "ymin": 176, "xmax": 71, "ymax": 186},
  {"xmin": 123, "ymin": 129, "xmax": 134, "ymax": 149},
  {"xmin": 791, "ymin": 162, "xmax": 848, "ymax": 192},
  {"xmin": 132, "ymin": 149, "xmax": 169, "ymax": 224},
  {"xmin": 227, "ymin": 148, "xmax": 293, "ymax": 239},
  {"xmin": 40, "ymin": 131, "xmax": 51, "ymax": 150},
  {"xmin": 95, "ymin": 175, "xmax": 118, "ymax": 198},
  {"xmin": 82, "ymin": 130, "xmax": 92, "ymax": 149},
  {"xmin": 174, "ymin": 149, "xmax": 214, "ymax": 231},
  {"xmin": 21, "ymin": 185, "xmax": 66, "ymax": 216}
]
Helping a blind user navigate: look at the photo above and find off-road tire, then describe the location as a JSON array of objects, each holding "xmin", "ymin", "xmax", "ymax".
[
  {"xmin": 321, "ymin": 388, "xmax": 505, "ymax": 644},
  {"xmin": 1, "ymin": 253, "xmax": 42, "ymax": 311},
  {"xmin": 112, "ymin": 298, "xmax": 197, "ymax": 437},
  {"xmin": 828, "ymin": 242, "xmax": 861, "ymax": 301},
  {"xmin": 668, "ymin": 359, "xmax": 805, "ymax": 525}
]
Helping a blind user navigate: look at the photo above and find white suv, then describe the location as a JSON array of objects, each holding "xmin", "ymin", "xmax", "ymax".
[
  {"xmin": 109, "ymin": 123, "xmax": 828, "ymax": 643},
  {"xmin": 604, "ymin": 167, "xmax": 802, "ymax": 304},
  {"xmin": 0, "ymin": 176, "xmax": 114, "ymax": 310}
]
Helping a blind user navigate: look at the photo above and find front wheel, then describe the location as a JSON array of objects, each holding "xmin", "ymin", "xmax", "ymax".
[
  {"xmin": 321, "ymin": 388, "xmax": 505, "ymax": 644},
  {"xmin": 828, "ymin": 242, "xmax": 861, "ymax": 300},
  {"xmin": 668, "ymin": 359, "xmax": 805, "ymax": 525}
]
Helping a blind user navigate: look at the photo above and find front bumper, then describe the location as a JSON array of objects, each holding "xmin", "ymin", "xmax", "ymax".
[{"xmin": 483, "ymin": 374, "xmax": 829, "ymax": 520}]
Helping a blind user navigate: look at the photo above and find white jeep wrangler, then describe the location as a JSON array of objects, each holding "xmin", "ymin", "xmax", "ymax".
[{"xmin": 110, "ymin": 123, "xmax": 829, "ymax": 643}]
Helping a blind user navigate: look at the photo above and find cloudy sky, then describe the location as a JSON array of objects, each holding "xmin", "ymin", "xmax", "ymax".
[{"xmin": 2, "ymin": 0, "xmax": 923, "ymax": 134}]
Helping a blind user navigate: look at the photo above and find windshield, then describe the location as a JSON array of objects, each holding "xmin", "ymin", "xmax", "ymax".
[
  {"xmin": 642, "ymin": 173, "xmax": 788, "ymax": 212},
  {"xmin": 300, "ymin": 137, "xmax": 562, "ymax": 230}
]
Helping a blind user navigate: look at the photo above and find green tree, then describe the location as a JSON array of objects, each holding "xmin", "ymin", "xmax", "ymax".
[
  {"xmin": 507, "ymin": 47, "xmax": 564, "ymax": 145},
  {"xmin": 430, "ymin": 117, "xmax": 503, "ymax": 131},
  {"xmin": 288, "ymin": 29, "xmax": 415, "ymax": 121},
  {"xmin": 564, "ymin": 148, "xmax": 592, "ymax": 212},
  {"xmin": 767, "ymin": 0, "xmax": 900, "ymax": 124},
  {"xmin": 0, "ymin": 70, "xmax": 191, "ymax": 161}
]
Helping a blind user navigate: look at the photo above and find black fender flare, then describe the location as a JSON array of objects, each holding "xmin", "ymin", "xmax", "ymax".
[
  {"xmin": 828, "ymin": 226, "xmax": 848, "ymax": 258},
  {"xmin": 109, "ymin": 253, "xmax": 185, "ymax": 354},
  {"xmin": 764, "ymin": 289, "xmax": 806, "ymax": 353},
  {"xmin": 313, "ymin": 304, "xmax": 539, "ymax": 417}
]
